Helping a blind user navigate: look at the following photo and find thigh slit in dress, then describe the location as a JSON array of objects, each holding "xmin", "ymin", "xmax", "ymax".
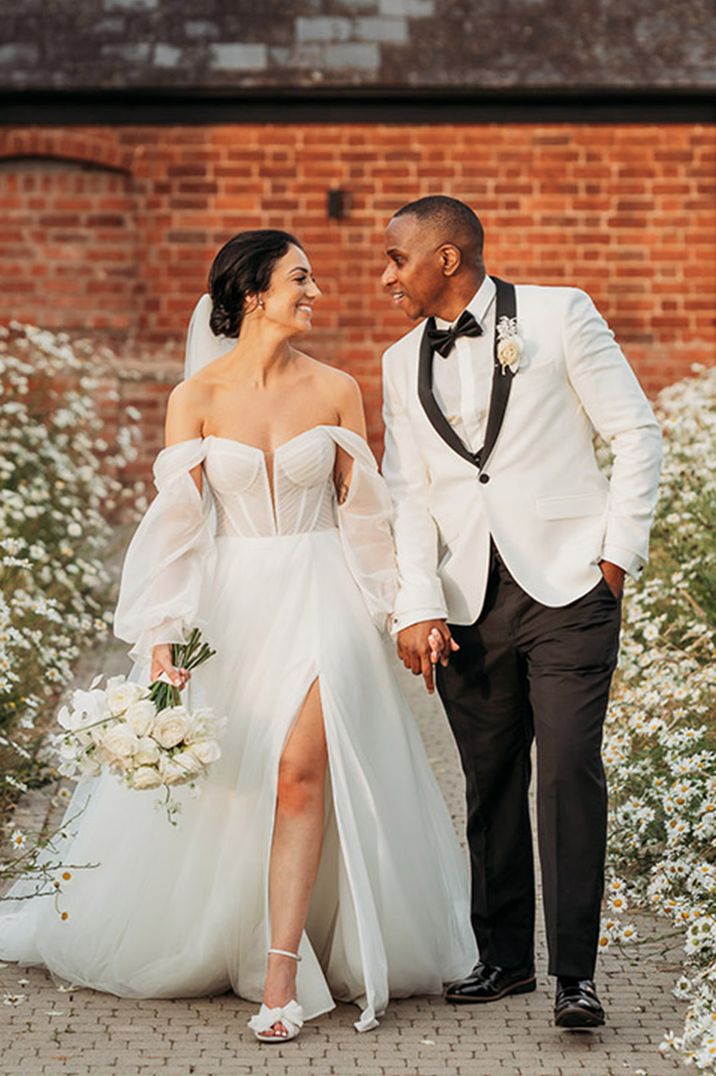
[{"xmin": 0, "ymin": 426, "xmax": 477, "ymax": 1032}]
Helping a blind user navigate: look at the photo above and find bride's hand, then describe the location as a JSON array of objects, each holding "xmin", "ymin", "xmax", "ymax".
[{"xmin": 150, "ymin": 644, "xmax": 191, "ymax": 690}]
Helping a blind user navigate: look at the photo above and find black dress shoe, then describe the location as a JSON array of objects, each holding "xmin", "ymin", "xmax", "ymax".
[
  {"xmin": 554, "ymin": 978, "xmax": 605, "ymax": 1028},
  {"xmin": 445, "ymin": 961, "xmax": 536, "ymax": 1004}
]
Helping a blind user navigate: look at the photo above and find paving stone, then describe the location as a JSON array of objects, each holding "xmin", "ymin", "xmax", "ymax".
[{"xmin": 0, "ymin": 641, "xmax": 686, "ymax": 1074}]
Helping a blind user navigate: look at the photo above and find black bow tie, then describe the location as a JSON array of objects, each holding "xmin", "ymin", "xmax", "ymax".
[{"xmin": 426, "ymin": 309, "xmax": 483, "ymax": 358}]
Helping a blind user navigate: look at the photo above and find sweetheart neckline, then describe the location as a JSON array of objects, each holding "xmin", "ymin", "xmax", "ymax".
[
  {"xmin": 203, "ymin": 425, "xmax": 338, "ymax": 535},
  {"xmin": 203, "ymin": 425, "xmax": 337, "ymax": 459}
]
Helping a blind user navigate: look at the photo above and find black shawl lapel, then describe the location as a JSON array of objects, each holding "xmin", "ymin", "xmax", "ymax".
[
  {"xmin": 479, "ymin": 276, "xmax": 517, "ymax": 473},
  {"xmin": 417, "ymin": 318, "xmax": 478, "ymax": 467},
  {"xmin": 416, "ymin": 276, "xmax": 517, "ymax": 471}
]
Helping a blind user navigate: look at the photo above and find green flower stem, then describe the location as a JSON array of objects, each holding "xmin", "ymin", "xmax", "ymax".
[{"xmin": 146, "ymin": 629, "xmax": 216, "ymax": 712}]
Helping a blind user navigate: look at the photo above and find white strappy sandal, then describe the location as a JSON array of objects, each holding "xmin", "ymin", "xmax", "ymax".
[{"xmin": 249, "ymin": 948, "xmax": 304, "ymax": 1044}]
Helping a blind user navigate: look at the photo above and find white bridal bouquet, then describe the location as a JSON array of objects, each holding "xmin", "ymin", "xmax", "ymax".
[{"xmin": 53, "ymin": 630, "xmax": 225, "ymax": 824}]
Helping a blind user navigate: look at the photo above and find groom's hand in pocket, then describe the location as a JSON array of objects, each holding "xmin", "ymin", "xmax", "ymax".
[
  {"xmin": 599, "ymin": 560, "xmax": 626, "ymax": 600},
  {"xmin": 397, "ymin": 621, "xmax": 459, "ymax": 695}
]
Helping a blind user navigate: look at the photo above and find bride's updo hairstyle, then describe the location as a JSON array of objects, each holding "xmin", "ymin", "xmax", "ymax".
[{"xmin": 208, "ymin": 229, "xmax": 304, "ymax": 338}]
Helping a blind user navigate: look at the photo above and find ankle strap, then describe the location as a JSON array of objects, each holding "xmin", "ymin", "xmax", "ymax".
[{"xmin": 268, "ymin": 947, "xmax": 302, "ymax": 962}]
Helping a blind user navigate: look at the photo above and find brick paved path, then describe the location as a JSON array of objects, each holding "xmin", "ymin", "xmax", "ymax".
[{"xmin": 1, "ymin": 644, "xmax": 684, "ymax": 1076}]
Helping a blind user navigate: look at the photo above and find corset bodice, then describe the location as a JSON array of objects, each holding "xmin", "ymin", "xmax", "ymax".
[
  {"xmin": 115, "ymin": 424, "xmax": 397, "ymax": 657},
  {"xmin": 202, "ymin": 428, "xmax": 338, "ymax": 537}
]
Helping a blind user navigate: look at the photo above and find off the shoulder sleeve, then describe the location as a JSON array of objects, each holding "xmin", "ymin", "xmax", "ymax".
[
  {"xmin": 327, "ymin": 428, "xmax": 398, "ymax": 632},
  {"xmin": 113, "ymin": 440, "xmax": 216, "ymax": 664}
]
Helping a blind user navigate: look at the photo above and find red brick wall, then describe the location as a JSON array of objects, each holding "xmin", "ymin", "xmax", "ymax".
[
  {"xmin": 0, "ymin": 159, "xmax": 138, "ymax": 332},
  {"xmin": 0, "ymin": 123, "xmax": 713, "ymax": 473}
]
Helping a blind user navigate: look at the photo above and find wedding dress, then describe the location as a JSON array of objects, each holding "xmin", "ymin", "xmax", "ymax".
[{"xmin": 0, "ymin": 423, "xmax": 477, "ymax": 1031}]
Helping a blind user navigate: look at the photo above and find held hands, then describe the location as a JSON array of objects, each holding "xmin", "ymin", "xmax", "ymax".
[
  {"xmin": 150, "ymin": 643, "xmax": 191, "ymax": 691},
  {"xmin": 396, "ymin": 620, "xmax": 459, "ymax": 695},
  {"xmin": 599, "ymin": 560, "xmax": 626, "ymax": 600}
]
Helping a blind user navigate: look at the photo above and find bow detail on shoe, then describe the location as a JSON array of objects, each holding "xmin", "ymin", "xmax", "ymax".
[{"xmin": 249, "ymin": 999, "xmax": 304, "ymax": 1041}]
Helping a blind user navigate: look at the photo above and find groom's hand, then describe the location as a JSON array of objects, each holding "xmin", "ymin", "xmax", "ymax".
[
  {"xmin": 397, "ymin": 620, "xmax": 459, "ymax": 695},
  {"xmin": 599, "ymin": 560, "xmax": 626, "ymax": 600}
]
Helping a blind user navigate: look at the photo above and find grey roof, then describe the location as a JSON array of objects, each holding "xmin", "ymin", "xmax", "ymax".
[{"xmin": 1, "ymin": 0, "xmax": 714, "ymax": 92}]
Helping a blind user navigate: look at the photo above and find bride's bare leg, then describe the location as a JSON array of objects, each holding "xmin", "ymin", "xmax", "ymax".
[{"xmin": 262, "ymin": 679, "xmax": 327, "ymax": 1037}]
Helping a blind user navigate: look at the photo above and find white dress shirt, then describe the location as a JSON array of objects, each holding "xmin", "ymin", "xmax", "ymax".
[
  {"xmin": 431, "ymin": 276, "xmax": 496, "ymax": 453},
  {"xmin": 390, "ymin": 279, "xmax": 497, "ymax": 631}
]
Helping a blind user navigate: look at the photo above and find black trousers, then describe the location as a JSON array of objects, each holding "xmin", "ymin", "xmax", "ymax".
[{"xmin": 436, "ymin": 543, "xmax": 621, "ymax": 979}]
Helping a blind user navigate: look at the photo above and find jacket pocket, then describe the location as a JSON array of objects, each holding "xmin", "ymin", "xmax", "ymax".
[
  {"xmin": 518, "ymin": 358, "xmax": 557, "ymax": 377},
  {"xmin": 536, "ymin": 493, "xmax": 607, "ymax": 520}
]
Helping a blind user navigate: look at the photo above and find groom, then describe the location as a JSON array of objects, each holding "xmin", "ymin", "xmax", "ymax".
[{"xmin": 379, "ymin": 195, "xmax": 661, "ymax": 1028}]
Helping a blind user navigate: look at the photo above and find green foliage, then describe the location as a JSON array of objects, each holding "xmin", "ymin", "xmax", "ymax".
[
  {"xmin": 0, "ymin": 323, "xmax": 144, "ymax": 811},
  {"xmin": 603, "ymin": 364, "xmax": 716, "ymax": 1069}
]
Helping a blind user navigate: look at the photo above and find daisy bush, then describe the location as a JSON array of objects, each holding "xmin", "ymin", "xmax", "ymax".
[
  {"xmin": 600, "ymin": 364, "xmax": 716, "ymax": 1070},
  {"xmin": 0, "ymin": 322, "xmax": 144, "ymax": 816}
]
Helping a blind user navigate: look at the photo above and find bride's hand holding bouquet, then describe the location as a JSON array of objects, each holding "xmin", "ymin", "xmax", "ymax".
[{"xmin": 53, "ymin": 629, "xmax": 225, "ymax": 824}]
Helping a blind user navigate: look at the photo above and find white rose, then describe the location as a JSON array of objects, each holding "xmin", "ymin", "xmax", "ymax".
[
  {"xmin": 188, "ymin": 739, "xmax": 221, "ymax": 768},
  {"xmin": 101, "ymin": 724, "xmax": 139, "ymax": 760},
  {"xmin": 134, "ymin": 736, "xmax": 160, "ymax": 766},
  {"xmin": 171, "ymin": 749, "xmax": 204, "ymax": 781},
  {"xmin": 125, "ymin": 700, "xmax": 157, "ymax": 737},
  {"xmin": 152, "ymin": 707, "xmax": 190, "ymax": 749},
  {"xmin": 186, "ymin": 709, "xmax": 227, "ymax": 743},
  {"xmin": 106, "ymin": 680, "xmax": 147, "ymax": 716},
  {"xmin": 497, "ymin": 337, "xmax": 523, "ymax": 370},
  {"xmin": 159, "ymin": 755, "xmax": 191, "ymax": 786},
  {"xmin": 130, "ymin": 766, "xmax": 162, "ymax": 790}
]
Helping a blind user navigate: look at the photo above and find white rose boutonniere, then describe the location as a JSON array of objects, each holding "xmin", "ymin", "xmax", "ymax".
[{"xmin": 496, "ymin": 316, "xmax": 523, "ymax": 375}]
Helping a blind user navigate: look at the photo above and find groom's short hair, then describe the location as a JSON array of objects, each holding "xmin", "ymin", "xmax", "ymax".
[{"xmin": 393, "ymin": 196, "xmax": 484, "ymax": 265}]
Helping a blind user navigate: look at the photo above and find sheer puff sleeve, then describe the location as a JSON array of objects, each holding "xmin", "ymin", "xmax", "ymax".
[
  {"xmin": 327, "ymin": 427, "xmax": 398, "ymax": 632},
  {"xmin": 113, "ymin": 440, "xmax": 216, "ymax": 664}
]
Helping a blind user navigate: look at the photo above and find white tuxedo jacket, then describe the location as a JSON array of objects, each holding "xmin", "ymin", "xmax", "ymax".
[{"xmin": 381, "ymin": 281, "xmax": 662, "ymax": 632}]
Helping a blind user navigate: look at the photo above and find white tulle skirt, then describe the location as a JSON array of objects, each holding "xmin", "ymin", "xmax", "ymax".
[{"xmin": 0, "ymin": 528, "xmax": 476, "ymax": 1030}]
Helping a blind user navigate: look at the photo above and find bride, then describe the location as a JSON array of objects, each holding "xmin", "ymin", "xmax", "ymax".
[{"xmin": 0, "ymin": 229, "xmax": 476, "ymax": 1040}]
